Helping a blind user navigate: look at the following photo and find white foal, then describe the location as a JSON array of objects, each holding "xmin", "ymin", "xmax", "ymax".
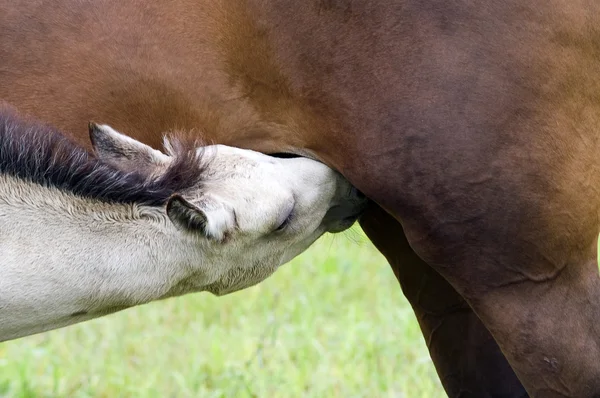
[{"xmin": 0, "ymin": 111, "xmax": 366, "ymax": 342}]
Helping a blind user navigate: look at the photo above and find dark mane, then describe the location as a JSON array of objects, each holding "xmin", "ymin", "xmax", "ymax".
[{"xmin": 0, "ymin": 108, "xmax": 206, "ymax": 206}]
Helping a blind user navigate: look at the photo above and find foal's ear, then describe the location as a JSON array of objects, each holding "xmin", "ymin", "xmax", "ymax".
[
  {"xmin": 166, "ymin": 195, "xmax": 234, "ymax": 241},
  {"xmin": 167, "ymin": 195, "xmax": 210, "ymax": 237},
  {"xmin": 88, "ymin": 123, "xmax": 169, "ymax": 170}
]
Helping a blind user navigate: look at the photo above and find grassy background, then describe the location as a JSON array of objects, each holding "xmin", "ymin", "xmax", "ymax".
[{"xmin": 0, "ymin": 228, "xmax": 444, "ymax": 397}]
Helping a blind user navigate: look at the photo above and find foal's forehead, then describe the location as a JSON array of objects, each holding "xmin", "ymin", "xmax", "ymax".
[{"xmin": 201, "ymin": 145, "xmax": 277, "ymax": 164}]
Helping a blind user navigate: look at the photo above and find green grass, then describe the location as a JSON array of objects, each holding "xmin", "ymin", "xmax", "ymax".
[{"xmin": 0, "ymin": 228, "xmax": 444, "ymax": 397}]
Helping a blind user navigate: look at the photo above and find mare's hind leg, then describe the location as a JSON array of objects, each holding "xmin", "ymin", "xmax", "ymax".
[
  {"xmin": 360, "ymin": 204, "xmax": 527, "ymax": 397},
  {"xmin": 397, "ymin": 177, "xmax": 600, "ymax": 396},
  {"xmin": 471, "ymin": 252, "xmax": 600, "ymax": 397}
]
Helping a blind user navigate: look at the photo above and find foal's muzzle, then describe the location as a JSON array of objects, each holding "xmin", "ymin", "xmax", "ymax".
[{"xmin": 323, "ymin": 187, "xmax": 368, "ymax": 233}]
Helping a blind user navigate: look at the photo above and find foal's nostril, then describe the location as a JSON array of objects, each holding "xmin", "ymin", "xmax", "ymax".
[{"xmin": 350, "ymin": 186, "xmax": 366, "ymax": 199}]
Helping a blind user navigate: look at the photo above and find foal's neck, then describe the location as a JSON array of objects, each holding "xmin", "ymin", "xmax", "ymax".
[{"xmin": 0, "ymin": 174, "xmax": 203, "ymax": 341}]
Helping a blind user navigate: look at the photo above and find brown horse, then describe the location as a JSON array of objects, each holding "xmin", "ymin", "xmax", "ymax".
[{"xmin": 2, "ymin": 1, "xmax": 599, "ymax": 396}]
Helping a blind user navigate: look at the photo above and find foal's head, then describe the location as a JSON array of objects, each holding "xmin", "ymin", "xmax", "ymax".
[{"xmin": 90, "ymin": 124, "xmax": 367, "ymax": 295}]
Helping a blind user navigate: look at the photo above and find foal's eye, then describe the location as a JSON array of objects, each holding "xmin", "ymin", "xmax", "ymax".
[
  {"xmin": 275, "ymin": 213, "xmax": 292, "ymax": 232},
  {"xmin": 273, "ymin": 200, "xmax": 295, "ymax": 233}
]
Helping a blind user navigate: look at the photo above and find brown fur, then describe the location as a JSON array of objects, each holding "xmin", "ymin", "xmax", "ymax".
[{"xmin": 3, "ymin": 0, "xmax": 600, "ymax": 395}]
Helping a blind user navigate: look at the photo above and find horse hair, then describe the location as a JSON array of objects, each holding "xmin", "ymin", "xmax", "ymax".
[{"xmin": 0, "ymin": 107, "xmax": 207, "ymax": 206}]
